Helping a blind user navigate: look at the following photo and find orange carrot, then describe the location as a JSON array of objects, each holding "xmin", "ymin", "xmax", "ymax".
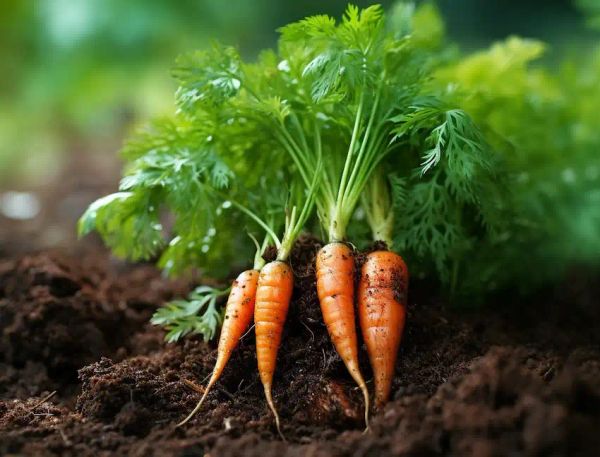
[
  {"xmin": 177, "ymin": 269, "xmax": 259, "ymax": 426},
  {"xmin": 358, "ymin": 250, "xmax": 408, "ymax": 409},
  {"xmin": 316, "ymin": 242, "xmax": 370, "ymax": 427},
  {"xmin": 254, "ymin": 260, "xmax": 293, "ymax": 439}
]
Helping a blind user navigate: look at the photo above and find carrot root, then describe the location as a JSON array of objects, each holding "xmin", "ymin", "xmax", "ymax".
[
  {"xmin": 176, "ymin": 378, "xmax": 215, "ymax": 427},
  {"xmin": 176, "ymin": 269, "xmax": 259, "ymax": 427},
  {"xmin": 316, "ymin": 242, "xmax": 371, "ymax": 428},
  {"xmin": 263, "ymin": 383, "xmax": 285, "ymax": 441},
  {"xmin": 183, "ymin": 378, "xmax": 205, "ymax": 394},
  {"xmin": 254, "ymin": 260, "xmax": 293, "ymax": 440},
  {"xmin": 358, "ymin": 250, "xmax": 408, "ymax": 409}
]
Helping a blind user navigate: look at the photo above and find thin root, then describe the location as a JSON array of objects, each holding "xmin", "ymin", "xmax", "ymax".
[
  {"xmin": 183, "ymin": 379, "xmax": 205, "ymax": 394},
  {"xmin": 264, "ymin": 384, "xmax": 286, "ymax": 441},
  {"xmin": 28, "ymin": 391, "xmax": 57, "ymax": 412},
  {"xmin": 360, "ymin": 382, "xmax": 371, "ymax": 432},
  {"xmin": 300, "ymin": 320, "xmax": 315, "ymax": 343},
  {"xmin": 348, "ymin": 367, "xmax": 370, "ymax": 431},
  {"xmin": 240, "ymin": 324, "xmax": 256, "ymax": 342},
  {"xmin": 176, "ymin": 378, "xmax": 214, "ymax": 427}
]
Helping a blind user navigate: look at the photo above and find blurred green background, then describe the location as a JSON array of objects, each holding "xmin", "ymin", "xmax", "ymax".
[{"xmin": 0, "ymin": 0, "xmax": 598, "ymax": 250}]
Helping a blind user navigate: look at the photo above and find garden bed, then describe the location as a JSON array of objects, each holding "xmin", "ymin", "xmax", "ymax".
[{"xmin": 1, "ymin": 240, "xmax": 599, "ymax": 456}]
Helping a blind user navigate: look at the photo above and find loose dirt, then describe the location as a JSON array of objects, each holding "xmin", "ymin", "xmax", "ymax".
[{"xmin": 1, "ymin": 238, "xmax": 599, "ymax": 456}]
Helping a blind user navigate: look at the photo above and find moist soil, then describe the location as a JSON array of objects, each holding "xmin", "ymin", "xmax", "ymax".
[{"xmin": 1, "ymin": 237, "xmax": 599, "ymax": 456}]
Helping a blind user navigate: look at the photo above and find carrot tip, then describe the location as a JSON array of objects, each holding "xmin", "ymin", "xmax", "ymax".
[
  {"xmin": 360, "ymin": 382, "xmax": 371, "ymax": 430},
  {"xmin": 264, "ymin": 384, "xmax": 286, "ymax": 441},
  {"xmin": 176, "ymin": 378, "xmax": 215, "ymax": 427}
]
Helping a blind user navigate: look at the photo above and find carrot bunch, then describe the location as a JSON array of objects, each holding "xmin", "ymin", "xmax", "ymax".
[
  {"xmin": 177, "ymin": 176, "xmax": 320, "ymax": 439},
  {"xmin": 316, "ymin": 245, "xmax": 408, "ymax": 418},
  {"xmin": 176, "ymin": 241, "xmax": 264, "ymax": 427},
  {"xmin": 168, "ymin": 5, "xmax": 418, "ymax": 432},
  {"xmin": 253, "ymin": 185, "xmax": 318, "ymax": 438},
  {"xmin": 272, "ymin": 7, "xmax": 417, "ymax": 423},
  {"xmin": 81, "ymin": 3, "xmax": 500, "ymax": 439}
]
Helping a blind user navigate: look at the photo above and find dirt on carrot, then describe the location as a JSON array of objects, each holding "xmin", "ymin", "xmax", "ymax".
[{"xmin": 1, "ymin": 238, "xmax": 600, "ymax": 456}]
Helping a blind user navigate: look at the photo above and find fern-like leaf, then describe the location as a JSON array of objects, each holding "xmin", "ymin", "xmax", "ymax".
[{"xmin": 151, "ymin": 285, "xmax": 230, "ymax": 343}]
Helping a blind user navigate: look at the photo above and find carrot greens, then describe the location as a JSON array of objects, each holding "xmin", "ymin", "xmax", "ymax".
[
  {"xmin": 80, "ymin": 2, "xmax": 600, "ymax": 322},
  {"xmin": 151, "ymin": 285, "xmax": 231, "ymax": 343}
]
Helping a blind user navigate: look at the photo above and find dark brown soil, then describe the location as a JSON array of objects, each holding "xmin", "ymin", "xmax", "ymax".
[{"xmin": 1, "ymin": 239, "xmax": 599, "ymax": 456}]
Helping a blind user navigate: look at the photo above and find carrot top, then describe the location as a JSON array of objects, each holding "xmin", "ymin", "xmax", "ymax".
[{"xmin": 79, "ymin": 3, "xmax": 600, "ymax": 310}]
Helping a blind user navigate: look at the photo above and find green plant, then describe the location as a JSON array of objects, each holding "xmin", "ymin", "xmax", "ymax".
[
  {"xmin": 151, "ymin": 285, "xmax": 230, "ymax": 342},
  {"xmin": 81, "ymin": 2, "xmax": 600, "ymax": 336}
]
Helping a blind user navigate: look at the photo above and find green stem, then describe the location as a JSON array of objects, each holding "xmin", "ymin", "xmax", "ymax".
[
  {"xmin": 277, "ymin": 160, "xmax": 321, "ymax": 261},
  {"xmin": 361, "ymin": 167, "xmax": 394, "ymax": 247},
  {"xmin": 249, "ymin": 232, "xmax": 270, "ymax": 270},
  {"xmin": 334, "ymin": 92, "xmax": 365, "ymax": 232},
  {"xmin": 290, "ymin": 113, "xmax": 313, "ymax": 168},
  {"xmin": 343, "ymin": 87, "xmax": 382, "ymax": 207},
  {"xmin": 219, "ymin": 196, "xmax": 282, "ymax": 250},
  {"xmin": 359, "ymin": 126, "xmax": 392, "ymax": 190},
  {"xmin": 313, "ymin": 122, "xmax": 335, "ymax": 208},
  {"xmin": 279, "ymin": 127, "xmax": 313, "ymax": 183},
  {"xmin": 275, "ymin": 130, "xmax": 312, "ymax": 190}
]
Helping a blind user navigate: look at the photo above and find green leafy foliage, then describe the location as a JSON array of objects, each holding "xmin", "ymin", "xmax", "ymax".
[
  {"xmin": 272, "ymin": 3, "xmax": 452, "ymax": 242},
  {"xmin": 390, "ymin": 104, "xmax": 504, "ymax": 274},
  {"xmin": 151, "ymin": 285, "xmax": 230, "ymax": 342},
  {"xmin": 358, "ymin": 6, "xmax": 600, "ymax": 299},
  {"xmin": 81, "ymin": 2, "xmax": 600, "ymax": 319},
  {"xmin": 79, "ymin": 114, "xmax": 242, "ymax": 273},
  {"xmin": 79, "ymin": 191, "xmax": 164, "ymax": 260},
  {"xmin": 172, "ymin": 44, "xmax": 242, "ymax": 113},
  {"xmin": 417, "ymin": 34, "xmax": 600, "ymax": 297}
]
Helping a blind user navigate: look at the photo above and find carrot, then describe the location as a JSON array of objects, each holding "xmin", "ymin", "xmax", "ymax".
[
  {"xmin": 254, "ymin": 260, "xmax": 294, "ymax": 439},
  {"xmin": 358, "ymin": 250, "xmax": 408, "ymax": 409},
  {"xmin": 177, "ymin": 269, "xmax": 259, "ymax": 427},
  {"xmin": 222, "ymin": 172, "xmax": 318, "ymax": 439},
  {"xmin": 316, "ymin": 242, "xmax": 370, "ymax": 427}
]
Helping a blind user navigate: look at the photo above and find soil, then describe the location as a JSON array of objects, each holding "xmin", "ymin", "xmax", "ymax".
[{"xmin": 1, "ymin": 237, "xmax": 599, "ymax": 456}]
